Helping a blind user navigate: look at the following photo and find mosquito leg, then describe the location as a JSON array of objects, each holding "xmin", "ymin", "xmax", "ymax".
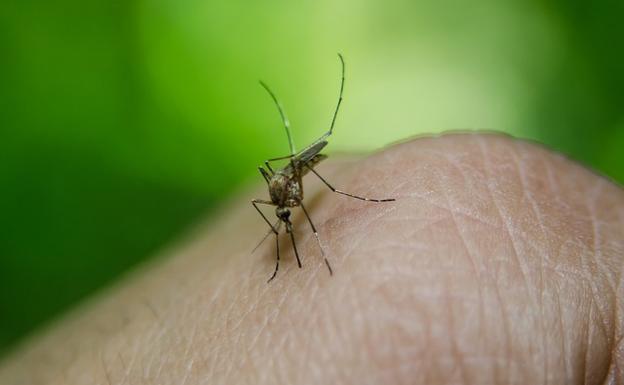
[
  {"xmin": 286, "ymin": 222, "xmax": 302, "ymax": 268},
  {"xmin": 305, "ymin": 164, "xmax": 395, "ymax": 202},
  {"xmin": 253, "ymin": 220, "xmax": 281, "ymax": 253},
  {"xmin": 258, "ymin": 166, "xmax": 271, "ymax": 184},
  {"xmin": 252, "ymin": 199, "xmax": 278, "ymax": 233},
  {"xmin": 267, "ymin": 153, "xmax": 296, "ymax": 162},
  {"xmin": 300, "ymin": 203, "xmax": 333, "ymax": 275},
  {"xmin": 267, "ymin": 231, "xmax": 280, "ymax": 283},
  {"xmin": 261, "ymin": 153, "xmax": 297, "ymax": 174}
]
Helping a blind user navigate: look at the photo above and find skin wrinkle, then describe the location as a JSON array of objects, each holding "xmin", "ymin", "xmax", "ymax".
[
  {"xmin": 616, "ymin": 274, "xmax": 624, "ymax": 383},
  {"xmin": 403, "ymin": 148, "xmax": 502, "ymax": 230},
  {"xmin": 510, "ymin": 144, "xmax": 550, "ymax": 382},
  {"xmin": 488, "ymin": 280, "xmax": 509, "ymax": 385},
  {"xmin": 543, "ymin": 156, "xmax": 561, "ymax": 199},
  {"xmin": 476, "ymin": 137, "xmax": 534, "ymax": 300},
  {"xmin": 553, "ymin": 286, "xmax": 570, "ymax": 382},
  {"xmin": 118, "ymin": 352, "xmax": 136, "ymax": 384},
  {"xmin": 614, "ymin": 335, "xmax": 624, "ymax": 382},
  {"xmin": 277, "ymin": 322, "xmax": 299, "ymax": 385},
  {"xmin": 525, "ymin": 241, "xmax": 561, "ymax": 382},
  {"xmin": 362, "ymin": 274, "xmax": 425, "ymax": 383},
  {"xmin": 441, "ymin": 233, "xmax": 481, "ymax": 356},
  {"xmin": 589, "ymin": 182, "xmax": 618, "ymax": 295},
  {"xmin": 474, "ymin": 136, "xmax": 518, "ymax": 382},
  {"xmin": 142, "ymin": 299, "xmax": 162, "ymax": 326},
  {"xmin": 368, "ymin": 289, "xmax": 403, "ymax": 385},
  {"xmin": 333, "ymin": 203, "xmax": 397, "ymax": 269},
  {"xmin": 378, "ymin": 285, "xmax": 411, "ymax": 385},
  {"xmin": 340, "ymin": 256, "xmax": 373, "ymax": 380},
  {"xmin": 140, "ymin": 306, "xmax": 163, "ymax": 383},
  {"xmin": 148, "ymin": 335, "xmax": 167, "ymax": 381},
  {"xmin": 349, "ymin": 224, "xmax": 426, "ymax": 382},
  {"xmin": 495, "ymin": 138, "xmax": 545, "ymax": 372},
  {"xmin": 583, "ymin": 295, "xmax": 593, "ymax": 383},
  {"xmin": 122, "ymin": 330, "xmax": 140, "ymax": 384},
  {"xmin": 107, "ymin": 325, "xmax": 135, "ymax": 384},
  {"xmin": 158, "ymin": 297, "xmax": 202, "ymax": 382},
  {"xmin": 232, "ymin": 292, "xmax": 273, "ymax": 378},
  {"xmin": 230, "ymin": 278, "xmax": 280, "ymax": 370},
  {"xmin": 294, "ymin": 291, "xmax": 321, "ymax": 384},
  {"xmin": 160, "ymin": 264, "xmax": 221, "ymax": 381},
  {"xmin": 579, "ymin": 240, "xmax": 611, "ymax": 346},
  {"xmin": 178, "ymin": 325, "xmax": 199, "ymax": 385},
  {"xmin": 525, "ymin": 141, "xmax": 619, "ymax": 382},
  {"xmin": 152, "ymin": 242, "xmax": 229, "ymax": 381},
  {"xmin": 250, "ymin": 241, "xmax": 329, "ymax": 384},
  {"xmin": 444, "ymin": 273, "xmax": 471, "ymax": 385},
  {"xmin": 492, "ymin": 144, "xmax": 547, "ymax": 379},
  {"xmin": 438, "ymin": 151, "xmax": 488, "ymax": 355},
  {"xmin": 197, "ymin": 283, "xmax": 227, "ymax": 379},
  {"xmin": 241, "ymin": 289, "xmax": 289, "ymax": 352},
  {"xmin": 143, "ymin": 314, "xmax": 171, "ymax": 380},
  {"xmin": 587, "ymin": 182, "xmax": 620, "ymax": 362},
  {"xmin": 406, "ymin": 190, "xmax": 501, "ymax": 229},
  {"xmin": 512, "ymin": 145, "xmax": 550, "ymax": 384},
  {"xmin": 99, "ymin": 353, "xmax": 113, "ymax": 385},
  {"xmin": 0, "ymin": 134, "xmax": 623, "ymax": 385},
  {"xmin": 223, "ymin": 272, "xmax": 250, "ymax": 332}
]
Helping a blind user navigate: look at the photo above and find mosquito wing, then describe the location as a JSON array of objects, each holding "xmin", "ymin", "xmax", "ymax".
[
  {"xmin": 281, "ymin": 139, "xmax": 328, "ymax": 178},
  {"xmin": 297, "ymin": 140, "xmax": 328, "ymax": 164},
  {"xmin": 300, "ymin": 153, "xmax": 327, "ymax": 176}
]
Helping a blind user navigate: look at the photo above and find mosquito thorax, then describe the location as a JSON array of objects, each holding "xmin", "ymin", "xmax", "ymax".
[{"xmin": 269, "ymin": 172, "xmax": 302, "ymax": 207}]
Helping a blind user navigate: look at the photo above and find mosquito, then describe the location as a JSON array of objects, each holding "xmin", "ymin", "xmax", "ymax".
[{"xmin": 253, "ymin": 53, "xmax": 395, "ymax": 283}]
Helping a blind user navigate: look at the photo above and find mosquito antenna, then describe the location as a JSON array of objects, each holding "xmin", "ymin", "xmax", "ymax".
[
  {"xmin": 325, "ymin": 53, "xmax": 345, "ymax": 140},
  {"xmin": 259, "ymin": 81, "xmax": 296, "ymax": 155},
  {"xmin": 252, "ymin": 220, "xmax": 281, "ymax": 253}
]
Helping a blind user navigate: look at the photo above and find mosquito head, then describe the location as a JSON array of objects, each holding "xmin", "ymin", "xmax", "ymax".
[{"xmin": 276, "ymin": 207, "xmax": 291, "ymax": 222}]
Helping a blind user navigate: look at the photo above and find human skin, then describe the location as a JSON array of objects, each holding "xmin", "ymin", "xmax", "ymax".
[{"xmin": 0, "ymin": 133, "xmax": 622, "ymax": 384}]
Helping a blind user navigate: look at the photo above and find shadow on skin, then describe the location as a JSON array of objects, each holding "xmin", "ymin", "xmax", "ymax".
[{"xmin": 0, "ymin": 133, "xmax": 622, "ymax": 384}]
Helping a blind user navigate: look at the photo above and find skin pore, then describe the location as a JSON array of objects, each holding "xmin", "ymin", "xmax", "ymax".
[{"xmin": 0, "ymin": 133, "xmax": 622, "ymax": 384}]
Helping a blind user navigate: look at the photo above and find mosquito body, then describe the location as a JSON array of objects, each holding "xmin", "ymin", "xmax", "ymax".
[{"xmin": 253, "ymin": 54, "xmax": 394, "ymax": 282}]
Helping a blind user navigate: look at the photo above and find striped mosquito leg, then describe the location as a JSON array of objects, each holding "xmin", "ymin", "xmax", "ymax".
[
  {"xmin": 306, "ymin": 165, "xmax": 395, "ymax": 202},
  {"xmin": 267, "ymin": 231, "xmax": 280, "ymax": 283},
  {"xmin": 300, "ymin": 203, "xmax": 332, "ymax": 275}
]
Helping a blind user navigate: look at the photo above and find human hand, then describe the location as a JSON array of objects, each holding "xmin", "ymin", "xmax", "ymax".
[{"xmin": 1, "ymin": 133, "xmax": 622, "ymax": 384}]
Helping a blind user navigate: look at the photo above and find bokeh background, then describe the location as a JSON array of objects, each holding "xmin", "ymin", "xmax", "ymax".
[{"xmin": 1, "ymin": 0, "xmax": 623, "ymax": 356}]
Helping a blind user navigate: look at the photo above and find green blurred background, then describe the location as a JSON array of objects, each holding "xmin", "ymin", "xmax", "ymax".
[{"xmin": 1, "ymin": 0, "xmax": 623, "ymax": 356}]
